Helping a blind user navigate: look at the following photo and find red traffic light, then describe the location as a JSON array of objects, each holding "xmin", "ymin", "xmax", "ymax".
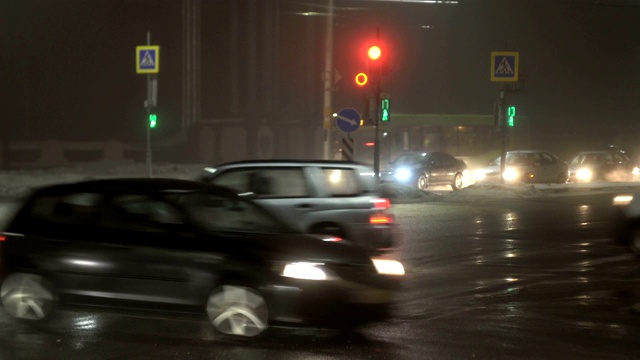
[
  {"xmin": 355, "ymin": 72, "xmax": 368, "ymax": 86},
  {"xmin": 368, "ymin": 45, "xmax": 381, "ymax": 61}
]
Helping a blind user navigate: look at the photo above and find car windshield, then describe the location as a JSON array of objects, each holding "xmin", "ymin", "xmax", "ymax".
[
  {"xmin": 570, "ymin": 153, "xmax": 605, "ymax": 165},
  {"xmin": 491, "ymin": 154, "xmax": 535, "ymax": 166},
  {"xmin": 164, "ymin": 190, "xmax": 297, "ymax": 234}
]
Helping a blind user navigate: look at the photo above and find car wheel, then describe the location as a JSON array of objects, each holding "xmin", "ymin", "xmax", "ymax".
[
  {"xmin": 417, "ymin": 174, "xmax": 429, "ymax": 190},
  {"xmin": 206, "ymin": 285, "xmax": 268, "ymax": 337},
  {"xmin": 1, "ymin": 273, "xmax": 56, "ymax": 321},
  {"xmin": 451, "ymin": 173, "xmax": 463, "ymax": 191},
  {"xmin": 557, "ymin": 173, "xmax": 567, "ymax": 184}
]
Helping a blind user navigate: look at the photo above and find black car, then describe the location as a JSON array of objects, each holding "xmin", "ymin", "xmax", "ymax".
[
  {"xmin": 568, "ymin": 150, "xmax": 635, "ymax": 182},
  {"xmin": 0, "ymin": 178, "xmax": 404, "ymax": 338},
  {"xmin": 381, "ymin": 151, "xmax": 468, "ymax": 191}
]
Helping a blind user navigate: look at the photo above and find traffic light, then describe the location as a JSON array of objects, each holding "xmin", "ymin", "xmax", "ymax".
[
  {"xmin": 381, "ymin": 98, "xmax": 390, "ymax": 122},
  {"xmin": 355, "ymin": 72, "xmax": 368, "ymax": 87},
  {"xmin": 368, "ymin": 45, "xmax": 381, "ymax": 61},
  {"xmin": 149, "ymin": 113, "xmax": 157, "ymax": 128},
  {"xmin": 507, "ymin": 106, "xmax": 515, "ymax": 127}
]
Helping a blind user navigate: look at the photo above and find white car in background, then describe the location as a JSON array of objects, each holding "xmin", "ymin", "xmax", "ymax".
[
  {"xmin": 198, "ymin": 160, "xmax": 396, "ymax": 254},
  {"xmin": 473, "ymin": 150, "xmax": 569, "ymax": 184}
]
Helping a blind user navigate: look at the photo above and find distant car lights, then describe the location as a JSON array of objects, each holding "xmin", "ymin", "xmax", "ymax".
[{"xmin": 394, "ymin": 168, "xmax": 411, "ymax": 182}]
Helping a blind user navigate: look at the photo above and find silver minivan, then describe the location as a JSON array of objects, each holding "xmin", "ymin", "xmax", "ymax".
[{"xmin": 198, "ymin": 160, "xmax": 395, "ymax": 254}]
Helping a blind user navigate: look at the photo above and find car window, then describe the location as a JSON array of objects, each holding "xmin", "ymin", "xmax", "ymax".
[
  {"xmin": 98, "ymin": 194, "xmax": 184, "ymax": 233},
  {"xmin": 29, "ymin": 192, "xmax": 103, "ymax": 225},
  {"xmin": 507, "ymin": 154, "xmax": 532, "ymax": 166},
  {"xmin": 540, "ymin": 153, "xmax": 554, "ymax": 165},
  {"xmin": 321, "ymin": 168, "xmax": 361, "ymax": 196},
  {"xmin": 208, "ymin": 170, "xmax": 253, "ymax": 194},
  {"xmin": 210, "ymin": 168, "xmax": 310, "ymax": 198},
  {"xmin": 259, "ymin": 168, "xmax": 310, "ymax": 197},
  {"xmin": 168, "ymin": 191, "xmax": 294, "ymax": 234}
]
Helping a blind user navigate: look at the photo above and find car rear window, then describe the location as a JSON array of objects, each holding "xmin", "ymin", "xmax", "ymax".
[
  {"xmin": 210, "ymin": 168, "xmax": 310, "ymax": 198},
  {"xmin": 321, "ymin": 168, "xmax": 368, "ymax": 196}
]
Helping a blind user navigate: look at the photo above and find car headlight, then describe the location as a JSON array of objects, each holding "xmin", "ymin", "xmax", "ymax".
[
  {"xmin": 502, "ymin": 168, "xmax": 519, "ymax": 182},
  {"xmin": 282, "ymin": 262, "xmax": 328, "ymax": 280},
  {"xmin": 473, "ymin": 169, "xmax": 487, "ymax": 181},
  {"xmin": 576, "ymin": 168, "xmax": 593, "ymax": 181},
  {"xmin": 371, "ymin": 258, "xmax": 405, "ymax": 276},
  {"xmin": 394, "ymin": 168, "xmax": 411, "ymax": 182},
  {"xmin": 633, "ymin": 167, "xmax": 640, "ymax": 176},
  {"xmin": 613, "ymin": 194, "xmax": 634, "ymax": 206}
]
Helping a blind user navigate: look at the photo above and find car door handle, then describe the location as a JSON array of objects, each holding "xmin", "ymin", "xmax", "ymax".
[{"xmin": 296, "ymin": 203, "xmax": 314, "ymax": 209}]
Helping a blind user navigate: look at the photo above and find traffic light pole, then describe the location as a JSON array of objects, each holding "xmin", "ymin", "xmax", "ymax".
[
  {"xmin": 145, "ymin": 31, "xmax": 153, "ymax": 178},
  {"xmin": 373, "ymin": 86, "xmax": 381, "ymax": 180},
  {"xmin": 499, "ymin": 89, "xmax": 506, "ymax": 183}
]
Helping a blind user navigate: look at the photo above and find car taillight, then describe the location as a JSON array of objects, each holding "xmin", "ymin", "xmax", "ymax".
[
  {"xmin": 0, "ymin": 235, "xmax": 5, "ymax": 242},
  {"xmin": 371, "ymin": 198, "xmax": 391, "ymax": 209},
  {"xmin": 370, "ymin": 215, "xmax": 392, "ymax": 224}
]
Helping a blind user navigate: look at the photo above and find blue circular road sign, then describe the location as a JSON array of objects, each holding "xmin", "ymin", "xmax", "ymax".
[{"xmin": 336, "ymin": 108, "xmax": 361, "ymax": 133}]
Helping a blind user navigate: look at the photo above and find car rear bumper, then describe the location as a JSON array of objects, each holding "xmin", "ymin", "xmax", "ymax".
[{"xmin": 346, "ymin": 223, "xmax": 396, "ymax": 254}]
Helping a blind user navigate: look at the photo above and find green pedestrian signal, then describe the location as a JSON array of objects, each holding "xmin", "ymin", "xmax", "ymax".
[
  {"xmin": 507, "ymin": 106, "xmax": 515, "ymax": 127},
  {"xmin": 381, "ymin": 98, "xmax": 390, "ymax": 122},
  {"xmin": 149, "ymin": 113, "xmax": 157, "ymax": 128}
]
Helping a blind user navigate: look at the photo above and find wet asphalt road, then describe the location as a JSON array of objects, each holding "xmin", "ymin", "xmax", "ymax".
[{"xmin": 1, "ymin": 192, "xmax": 640, "ymax": 359}]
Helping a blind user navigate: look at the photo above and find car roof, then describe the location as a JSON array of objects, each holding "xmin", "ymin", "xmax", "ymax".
[
  {"xmin": 507, "ymin": 150, "xmax": 548, "ymax": 154},
  {"xmin": 208, "ymin": 159, "xmax": 371, "ymax": 169},
  {"xmin": 29, "ymin": 177, "xmax": 235, "ymax": 197}
]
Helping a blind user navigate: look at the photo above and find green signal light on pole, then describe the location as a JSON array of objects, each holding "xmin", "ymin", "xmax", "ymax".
[
  {"xmin": 507, "ymin": 106, "xmax": 515, "ymax": 127},
  {"xmin": 381, "ymin": 98, "xmax": 390, "ymax": 122},
  {"xmin": 149, "ymin": 113, "xmax": 157, "ymax": 128}
]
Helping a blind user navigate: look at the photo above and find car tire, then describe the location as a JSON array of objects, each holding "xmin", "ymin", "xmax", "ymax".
[
  {"xmin": 417, "ymin": 174, "xmax": 429, "ymax": 191},
  {"xmin": 557, "ymin": 173, "xmax": 567, "ymax": 184},
  {"xmin": 451, "ymin": 173, "xmax": 463, "ymax": 191},
  {"xmin": 206, "ymin": 284, "xmax": 269, "ymax": 338},
  {"xmin": 1, "ymin": 273, "xmax": 56, "ymax": 321}
]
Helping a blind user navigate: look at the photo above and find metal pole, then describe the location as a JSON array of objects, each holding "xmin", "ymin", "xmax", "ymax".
[
  {"xmin": 499, "ymin": 89, "xmax": 506, "ymax": 183},
  {"xmin": 373, "ymin": 28, "xmax": 381, "ymax": 180},
  {"xmin": 146, "ymin": 31, "xmax": 152, "ymax": 178},
  {"xmin": 322, "ymin": 0, "xmax": 334, "ymax": 160}
]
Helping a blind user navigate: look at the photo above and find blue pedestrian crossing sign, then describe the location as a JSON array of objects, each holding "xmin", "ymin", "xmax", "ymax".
[
  {"xmin": 491, "ymin": 51, "xmax": 519, "ymax": 82},
  {"xmin": 136, "ymin": 45, "xmax": 160, "ymax": 74}
]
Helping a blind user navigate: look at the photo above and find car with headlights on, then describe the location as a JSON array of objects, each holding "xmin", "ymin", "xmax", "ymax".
[
  {"xmin": 568, "ymin": 150, "xmax": 635, "ymax": 182},
  {"xmin": 380, "ymin": 151, "xmax": 468, "ymax": 191},
  {"xmin": 198, "ymin": 160, "xmax": 395, "ymax": 254},
  {"xmin": 473, "ymin": 150, "xmax": 568, "ymax": 184},
  {"xmin": 0, "ymin": 178, "xmax": 404, "ymax": 338}
]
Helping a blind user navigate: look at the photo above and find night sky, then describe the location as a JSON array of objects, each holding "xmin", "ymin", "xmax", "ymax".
[{"xmin": 2, "ymin": 0, "xmax": 640, "ymax": 159}]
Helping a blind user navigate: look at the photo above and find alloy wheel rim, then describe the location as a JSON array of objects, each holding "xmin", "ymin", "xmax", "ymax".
[
  {"xmin": 1, "ymin": 274, "xmax": 54, "ymax": 320},
  {"xmin": 206, "ymin": 285, "xmax": 268, "ymax": 337}
]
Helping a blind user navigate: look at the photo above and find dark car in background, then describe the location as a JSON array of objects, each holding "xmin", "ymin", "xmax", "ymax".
[
  {"xmin": 568, "ymin": 150, "xmax": 635, "ymax": 182},
  {"xmin": 472, "ymin": 150, "xmax": 568, "ymax": 184},
  {"xmin": 198, "ymin": 160, "xmax": 395, "ymax": 254},
  {"xmin": 380, "ymin": 151, "xmax": 468, "ymax": 191},
  {"xmin": 0, "ymin": 178, "xmax": 404, "ymax": 338}
]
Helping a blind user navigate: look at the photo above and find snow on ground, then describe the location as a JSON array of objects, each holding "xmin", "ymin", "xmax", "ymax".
[{"xmin": 1, "ymin": 162, "xmax": 640, "ymax": 204}]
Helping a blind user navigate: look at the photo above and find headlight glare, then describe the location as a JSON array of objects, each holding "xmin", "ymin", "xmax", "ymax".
[
  {"xmin": 576, "ymin": 168, "xmax": 593, "ymax": 181},
  {"xmin": 503, "ymin": 168, "xmax": 519, "ymax": 182},
  {"xmin": 282, "ymin": 262, "xmax": 327, "ymax": 280},
  {"xmin": 473, "ymin": 169, "xmax": 486, "ymax": 181},
  {"xmin": 372, "ymin": 258, "xmax": 405, "ymax": 276},
  {"xmin": 394, "ymin": 168, "xmax": 411, "ymax": 182}
]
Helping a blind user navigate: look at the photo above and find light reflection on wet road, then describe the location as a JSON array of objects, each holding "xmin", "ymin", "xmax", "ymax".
[{"xmin": 1, "ymin": 193, "xmax": 640, "ymax": 359}]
